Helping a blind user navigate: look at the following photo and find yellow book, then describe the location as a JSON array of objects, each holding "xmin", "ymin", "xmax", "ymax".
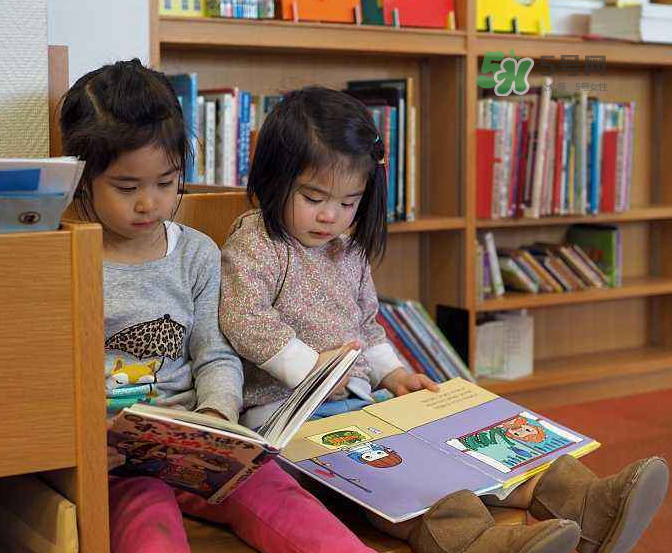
[{"xmin": 477, "ymin": 0, "xmax": 551, "ymax": 34}]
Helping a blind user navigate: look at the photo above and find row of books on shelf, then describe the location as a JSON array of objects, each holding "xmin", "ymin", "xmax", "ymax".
[
  {"xmin": 170, "ymin": 72, "xmax": 418, "ymax": 221},
  {"xmin": 478, "ymin": 225, "xmax": 623, "ymax": 299},
  {"xmin": 476, "ymin": 310, "xmax": 533, "ymax": 380},
  {"xmin": 477, "ymin": 80, "xmax": 635, "ymax": 220},
  {"xmin": 160, "ymin": 0, "xmax": 456, "ymax": 29},
  {"xmin": 377, "ymin": 297, "xmax": 473, "ymax": 384}
]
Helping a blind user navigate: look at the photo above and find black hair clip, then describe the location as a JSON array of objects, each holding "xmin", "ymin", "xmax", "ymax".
[{"xmin": 374, "ymin": 135, "xmax": 385, "ymax": 165}]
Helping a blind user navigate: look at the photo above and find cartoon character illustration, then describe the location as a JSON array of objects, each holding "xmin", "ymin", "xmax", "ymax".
[
  {"xmin": 345, "ymin": 442, "xmax": 402, "ymax": 468},
  {"xmin": 114, "ymin": 439, "xmax": 232, "ymax": 494},
  {"xmin": 446, "ymin": 412, "xmax": 581, "ymax": 473},
  {"xmin": 104, "ymin": 314, "xmax": 186, "ymax": 396},
  {"xmin": 107, "ymin": 358, "xmax": 158, "ymax": 389},
  {"xmin": 500, "ymin": 414, "xmax": 577, "ymax": 454},
  {"xmin": 319, "ymin": 429, "xmax": 370, "ymax": 449},
  {"xmin": 501, "ymin": 416, "xmax": 546, "ymax": 443}
]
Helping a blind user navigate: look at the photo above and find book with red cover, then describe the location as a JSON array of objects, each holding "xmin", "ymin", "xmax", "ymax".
[
  {"xmin": 600, "ymin": 129, "xmax": 619, "ymax": 213},
  {"xmin": 476, "ymin": 129, "xmax": 497, "ymax": 219},
  {"xmin": 383, "ymin": 0, "xmax": 455, "ymax": 29}
]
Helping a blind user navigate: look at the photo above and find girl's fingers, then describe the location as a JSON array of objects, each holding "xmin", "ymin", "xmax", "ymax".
[{"xmin": 421, "ymin": 375, "xmax": 440, "ymax": 392}]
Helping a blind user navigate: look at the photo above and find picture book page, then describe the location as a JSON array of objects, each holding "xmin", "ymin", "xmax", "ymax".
[
  {"xmin": 281, "ymin": 409, "xmax": 499, "ymax": 522},
  {"xmin": 109, "ymin": 411, "xmax": 275, "ymax": 503},
  {"xmin": 363, "ymin": 377, "xmax": 499, "ymax": 431}
]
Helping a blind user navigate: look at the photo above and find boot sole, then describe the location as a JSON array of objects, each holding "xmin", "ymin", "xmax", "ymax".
[
  {"xmin": 599, "ymin": 457, "xmax": 669, "ymax": 553},
  {"xmin": 522, "ymin": 520, "xmax": 581, "ymax": 553}
]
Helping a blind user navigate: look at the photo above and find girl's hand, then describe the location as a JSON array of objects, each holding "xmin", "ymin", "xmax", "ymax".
[
  {"xmin": 313, "ymin": 341, "xmax": 361, "ymax": 395},
  {"xmin": 380, "ymin": 367, "xmax": 440, "ymax": 397}
]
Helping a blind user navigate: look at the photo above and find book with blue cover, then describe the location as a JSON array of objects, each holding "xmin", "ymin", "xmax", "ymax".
[{"xmin": 169, "ymin": 73, "xmax": 199, "ymax": 183}]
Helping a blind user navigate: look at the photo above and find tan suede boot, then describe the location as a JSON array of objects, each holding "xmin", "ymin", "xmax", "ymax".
[
  {"xmin": 408, "ymin": 489, "xmax": 580, "ymax": 553},
  {"xmin": 529, "ymin": 455, "xmax": 669, "ymax": 553}
]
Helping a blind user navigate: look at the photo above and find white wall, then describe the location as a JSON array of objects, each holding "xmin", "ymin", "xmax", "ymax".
[
  {"xmin": 0, "ymin": 0, "xmax": 49, "ymax": 156},
  {"xmin": 47, "ymin": 0, "xmax": 150, "ymax": 86}
]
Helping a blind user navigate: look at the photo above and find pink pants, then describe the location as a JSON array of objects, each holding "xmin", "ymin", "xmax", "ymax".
[{"xmin": 108, "ymin": 460, "xmax": 376, "ymax": 553}]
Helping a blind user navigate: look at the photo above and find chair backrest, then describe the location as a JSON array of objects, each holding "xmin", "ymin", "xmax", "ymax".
[{"xmin": 174, "ymin": 191, "xmax": 251, "ymax": 246}]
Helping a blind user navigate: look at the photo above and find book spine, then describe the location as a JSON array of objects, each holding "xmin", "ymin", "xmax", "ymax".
[
  {"xmin": 394, "ymin": 303, "xmax": 452, "ymax": 380},
  {"xmin": 484, "ymin": 232, "xmax": 505, "ymax": 296},
  {"xmin": 205, "ymin": 100, "xmax": 217, "ymax": 184},
  {"xmin": 378, "ymin": 304, "xmax": 440, "ymax": 382},
  {"xmin": 409, "ymin": 301, "xmax": 474, "ymax": 382},
  {"xmin": 376, "ymin": 313, "xmax": 425, "ymax": 375},
  {"xmin": 526, "ymin": 78, "xmax": 552, "ymax": 218}
]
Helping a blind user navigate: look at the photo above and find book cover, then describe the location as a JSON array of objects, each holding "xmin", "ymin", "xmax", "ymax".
[
  {"xmin": 108, "ymin": 346, "xmax": 361, "ymax": 503},
  {"xmin": 566, "ymin": 224, "xmax": 621, "ymax": 287},
  {"xmin": 281, "ymin": 378, "xmax": 600, "ymax": 523},
  {"xmin": 383, "ymin": 0, "xmax": 455, "ymax": 29},
  {"xmin": 277, "ymin": 0, "xmax": 359, "ymax": 22}
]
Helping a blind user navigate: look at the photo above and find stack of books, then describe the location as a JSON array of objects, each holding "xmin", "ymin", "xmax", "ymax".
[
  {"xmin": 345, "ymin": 79, "xmax": 418, "ymax": 223},
  {"xmin": 168, "ymin": 73, "xmax": 280, "ymax": 187},
  {"xmin": 549, "ymin": 0, "xmax": 604, "ymax": 36},
  {"xmin": 478, "ymin": 227, "xmax": 621, "ymax": 299},
  {"xmin": 590, "ymin": 3, "xmax": 672, "ymax": 44},
  {"xmin": 477, "ymin": 80, "xmax": 635, "ymax": 220},
  {"xmin": 377, "ymin": 298, "xmax": 473, "ymax": 383}
]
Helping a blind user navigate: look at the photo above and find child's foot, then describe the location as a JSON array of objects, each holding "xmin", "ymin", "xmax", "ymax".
[
  {"xmin": 529, "ymin": 455, "xmax": 669, "ymax": 553},
  {"xmin": 409, "ymin": 489, "xmax": 580, "ymax": 553}
]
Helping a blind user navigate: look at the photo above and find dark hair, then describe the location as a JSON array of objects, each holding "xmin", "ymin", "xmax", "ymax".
[
  {"xmin": 59, "ymin": 58, "xmax": 189, "ymax": 220},
  {"xmin": 248, "ymin": 86, "xmax": 387, "ymax": 261}
]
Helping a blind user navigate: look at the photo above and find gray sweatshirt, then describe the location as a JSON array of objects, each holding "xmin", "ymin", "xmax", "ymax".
[{"xmin": 103, "ymin": 223, "xmax": 243, "ymax": 423}]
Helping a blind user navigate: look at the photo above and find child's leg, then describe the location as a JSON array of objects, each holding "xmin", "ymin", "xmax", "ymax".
[
  {"xmin": 176, "ymin": 460, "xmax": 377, "ymax": 553},
  {"xmin": 481, "ymin": 475, "xmax": 542, "ymax": 509},
  {"xmin": 109, "ymin": 475, "xmax": 190, "ymax": 553}
]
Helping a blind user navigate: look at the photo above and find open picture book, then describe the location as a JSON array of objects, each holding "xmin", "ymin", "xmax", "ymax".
[
  {"xmin": 107, "ymin": 345, "xmax": 360, "ymax": 503},
  {"xmin": 280, "ymin": 377, "xmax": 600, "ymax": 523}
]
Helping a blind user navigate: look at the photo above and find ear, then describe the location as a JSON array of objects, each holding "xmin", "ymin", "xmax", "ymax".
[{"xmin": 113, "ymin": 358, "xmax": 124, "ymax": 371}]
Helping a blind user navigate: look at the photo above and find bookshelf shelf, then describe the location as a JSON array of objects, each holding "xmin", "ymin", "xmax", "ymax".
[
  {"xmin": 477, "ymin": 276, "xmax": 672, "ymax": 312},
  {"xmin": 390, "ymin": 216, "xmax": 465, "ymax": 233},
  {"xmin": 480, "ymin": 346, "xmax": 672, "ymax": 396},
  {"xmin": 159, "ymin": 16, "xmax": 467, "ymax": 56},
  {"xmin": 476, "ymin": 206, "xmax": 672, "ymax": 228},
  {"xmin": 473, "ymin": 33, "xmax": 672, "ymax": 66}
]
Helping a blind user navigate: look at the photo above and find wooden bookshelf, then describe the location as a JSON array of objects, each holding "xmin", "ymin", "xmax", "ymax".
[
  {"xmin": 478, "ymin": 276, "xmax": 672, "ymax": 311},
  {"xmin": 158, "ymin": 16, "xmax": 467, "ymax": 56},
  {"xmin": 479, "ymin": 345, "xmax": 672, "ymax": 411},
  {"xmin": 151, "ymin": 0, "xmax": 672, "ymax": 410},
  {"xmin": 473, "ymin": 33, "xmax": 672, "ymax": 67},
  {"xmin": 477, "ymin": 206, "xmax": 672, "ymax": 228}
]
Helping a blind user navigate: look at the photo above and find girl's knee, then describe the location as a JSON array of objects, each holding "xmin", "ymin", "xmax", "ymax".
[{"xmin": 110, "ymin": 476, "xmax": 177, "ymax": 509}]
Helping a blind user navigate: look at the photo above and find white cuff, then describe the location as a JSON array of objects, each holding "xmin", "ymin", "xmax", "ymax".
[
  {"xmin": 365, "ymin": 342, "xmax": 403, "ymax": 389},
  {"xmin": 259, "ymin": 337, "xmax": 318, "ymax": 388}
]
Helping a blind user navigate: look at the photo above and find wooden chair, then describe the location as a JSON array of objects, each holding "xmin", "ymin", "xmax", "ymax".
[{"xmin": 174, "ymin": 191, "xmax": 528, "ymax": 553}]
